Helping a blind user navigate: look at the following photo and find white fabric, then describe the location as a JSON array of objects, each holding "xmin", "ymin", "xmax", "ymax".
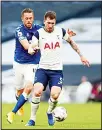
[
  {"xmin": 75, "ymin": 81, "xmax": 93, "ymax": 103},
  {"xmin": 30, "ymin": 102, "xmax": 39, "ymax": 121},
  {"xmin": 32, "ymin": 26, "xmax": 69, "ymax": 70},
  {"xmin": 13, "ymin": 61, "xmax": 38, "ymax": 90}
]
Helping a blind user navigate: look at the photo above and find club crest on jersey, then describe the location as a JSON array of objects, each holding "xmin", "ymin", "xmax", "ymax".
[
  {"xmin": 44, "ymin": 42, "xmax": 60, "ymax": 49},
  {"xmin": 57, "ymin": 35, "xmax": 60, "ymax": 39},
  {"xmin": 17, "ymin": 31, "xmax": 22, "ymax": 37},
  {"xmin": 27, "ymin": 33, "xmax": 29, "ymax": 37}
]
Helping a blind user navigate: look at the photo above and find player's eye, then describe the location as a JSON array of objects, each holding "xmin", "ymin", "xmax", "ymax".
[
  {"xmin": 47, "ymin": 22, "xmax": 54, "ymax": 25},
  {"xmin": 29, "ymin": 17, "xmax": 32, "ymax": 20}
]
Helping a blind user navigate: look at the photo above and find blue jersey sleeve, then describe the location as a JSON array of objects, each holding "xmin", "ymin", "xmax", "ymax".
[
  {"xmin": 34, "ymin": 31, "xmax": 39, "ymax": 40},
  {"xmin": 62, "ymin": 28, "xmax": 66, "ymax": 37},
  {"xmin": 36, "ymin": 24, "xmax": 42, "ymax": 30},
  {"xmin": 15, "ymin": 27, "xmax": 27, "ymax": 41}
]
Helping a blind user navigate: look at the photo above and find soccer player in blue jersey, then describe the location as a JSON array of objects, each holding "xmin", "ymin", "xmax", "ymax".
[
  {"xmin": 7, "ymin": 8, "xmax": 42, "ymax": 120},
  {"xmin": 7, "ymin": 10, "xmax": 76, "ymax": 124}
]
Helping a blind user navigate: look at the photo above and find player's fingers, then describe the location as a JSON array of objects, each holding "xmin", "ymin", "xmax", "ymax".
[
  {"xmin": 35, "ymin": 46, "xmax": 40, "ymax": 50},
  {"xmin": 31, "ymin": 50, "xmax": 35, "ymax": 55},
  {"xmin": 83, "ymin": 62, "xmax": 86, "ymax": 66},
  {"xmin": 28, "ymin": 47, "xmax": 35, "ymax": 55},
  {"xmin": 86, "ymin": 61, "xmax": 90, "ymax": 67},
  {"xmin": 67, "ymin": 29, "xmax": 72, "ymax": 34},
  {"xmin": 69, "ymin": 31, "xmax": 76, "ymax": 36},
  {"xmin": 83, "ymin": 61, "xmax": 90, "ymax": 67},
  {"xmin": 72, "ymin": 32, "xmax": 76, "ymax": 36}
]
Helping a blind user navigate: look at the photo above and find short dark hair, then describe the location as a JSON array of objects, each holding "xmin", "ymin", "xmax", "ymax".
[
  {"xmin": 21, "ymin": 8, "xmax": 34, "ymax": 17},
  {"xmin": 44, "ymin": 11, "xmax": 56, "ymax": 20}
]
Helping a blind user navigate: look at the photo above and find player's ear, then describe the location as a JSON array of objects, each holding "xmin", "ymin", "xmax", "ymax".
[
  {"xmin": 43, "ymin": 20, "xmax": 45, "ymax": 25},
  {"xmin": 21, "ymin": 16, "xmax": 23, "ymax": 22}
]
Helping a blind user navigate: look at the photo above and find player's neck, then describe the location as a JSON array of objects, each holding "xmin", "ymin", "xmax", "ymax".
[{"xmin": 24, "ymin": 25, "xmax": 33, "ymax": 29}]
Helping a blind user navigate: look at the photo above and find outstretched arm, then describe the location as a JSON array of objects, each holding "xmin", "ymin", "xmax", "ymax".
[{"xmin": 66, "ymin": 37, "xmax": 90, "ymax": 67}]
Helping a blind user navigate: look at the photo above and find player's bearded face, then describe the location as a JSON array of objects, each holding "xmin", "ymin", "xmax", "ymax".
[
  {"xmin": 22, "ymin": 13, "xmax": 34, "ymax": 29},
  {"xmin": 44, "ymin": 18, "xmax": 56, "ymax": 33}
]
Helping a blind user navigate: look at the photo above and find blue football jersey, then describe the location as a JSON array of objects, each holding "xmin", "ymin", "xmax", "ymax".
[{"xmin": 14, "ymin": 24, "xmax": 42, "ymax": 64}]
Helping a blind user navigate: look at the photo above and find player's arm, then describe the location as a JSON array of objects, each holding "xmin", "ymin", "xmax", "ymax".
[
  {"xmin": 20, "ymin": 39, "xmax": 30, "ymax": 50},
  {"xmin": 15, "ymin": 29, "xmax": 30, "ymax": 50},
  {"xmin": 28, "ymin": 31, "xmax": 39, "ymax": 55},
  {"xmin": 62, "ymin": 28, "xmax": 90, "ymax": 67}
]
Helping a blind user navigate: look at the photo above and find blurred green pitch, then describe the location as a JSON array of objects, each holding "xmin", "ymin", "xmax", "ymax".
[{"xmin": 2, "ymin": 102, "xmax": 101, "ymax": 129}]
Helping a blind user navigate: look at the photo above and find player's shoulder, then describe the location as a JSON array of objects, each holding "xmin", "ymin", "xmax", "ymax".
[
  {"xmin": 54, "ymin": 26, "xmax": 63, "ymax": 32},
  {"xmin": 15, "ymin": 24, "xmax": 24, "ymax": 32},
  {"xmin": 55, "ymin": 26, "xmax": 61, "ymax": 30}
]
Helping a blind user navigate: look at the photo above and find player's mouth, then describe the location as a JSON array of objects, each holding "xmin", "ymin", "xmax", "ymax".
[
  {"xmin": 27, "ymin": 23, "xmax": 31, "ymax": 25},
  {"xmin": 48, "ymin": 28, "xmax": 53, "ymax": 32}
]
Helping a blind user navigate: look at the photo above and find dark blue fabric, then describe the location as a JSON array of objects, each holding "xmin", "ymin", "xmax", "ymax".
[
  {"xmin": 62, "ymin": 28, "xmax": 66, "ymax": 37},
  {"xmin": 12, "ymin": 94, "xmax": 27, "ymax": 113},
  {"xmin": 34, "ymin": 69, "xmax": 63, "ymax": 91}
]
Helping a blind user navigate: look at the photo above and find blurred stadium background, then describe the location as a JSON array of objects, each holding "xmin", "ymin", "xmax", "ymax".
[{"xmin": 1, "ymin": 1, "xmax": 101, "ymax": 103}]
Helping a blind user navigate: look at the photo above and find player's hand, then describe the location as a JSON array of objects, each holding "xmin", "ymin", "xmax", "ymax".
[
  {"xmin": 80, "ymin": 56, "xmax": 90, "ymax": 67},
  {"xmin": 33, "ymin": 46, "xmax": 40, "ymax": 53},
  {"xmin": 34, "ymin": 46, "xmax": 40, "ymax": 50},
  {"xmin": 67, "ymin": 29, "xmax": 76, "ymax": 37},
  {"xmin": 28, "ymin": 46, "xmax": 35, "ymax": 55}
]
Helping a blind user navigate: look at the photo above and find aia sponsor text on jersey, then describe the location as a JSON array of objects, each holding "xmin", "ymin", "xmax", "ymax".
[{"xmin": 44, "ymin": 42, "xmax": 60, "ymax": 49}]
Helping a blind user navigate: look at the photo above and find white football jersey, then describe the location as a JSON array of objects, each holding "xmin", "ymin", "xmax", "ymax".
[{"xmin": 32, "ymin": 26, "xmax": 69, "ymax": 70}]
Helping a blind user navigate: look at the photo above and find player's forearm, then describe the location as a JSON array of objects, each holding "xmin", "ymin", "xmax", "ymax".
[
  {"xmin": 67, "ymin": 38, "xmax": 83, "ymax": 57},
  {"xmin": 20, "ymin": 39, "xmax": 30, "ymax": 50}
]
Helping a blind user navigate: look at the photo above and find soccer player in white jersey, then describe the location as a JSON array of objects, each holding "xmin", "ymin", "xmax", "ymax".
[
  {"xmin": 26, "ymin": 11, "xmax": 90, "ymax": 126},
  {"xmin": 6, "ymin": 10, "xmax": 76, "ymax": 124}
]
